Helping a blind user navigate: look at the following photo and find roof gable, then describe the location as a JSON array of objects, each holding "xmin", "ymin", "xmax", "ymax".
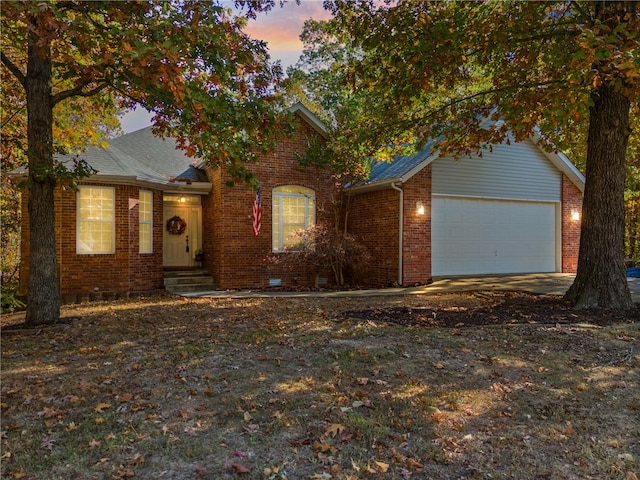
[
  {"xmin": 107, "ymin": 128, "xmax": 206, "ymax": 182},
  {"xmin": 52, "ymin": 127, "xmax": 209, "ymax": 191},
  {"xmin": 289, "ymin": 102, "xmax": 328, "ymax": 137},
  {"xmin": 367, "ymin": 140, "xmax": 437, "ymax": 185},
  {"xmin": 355, "ymin": 135, "xmax": 585, "ymax": 193}
]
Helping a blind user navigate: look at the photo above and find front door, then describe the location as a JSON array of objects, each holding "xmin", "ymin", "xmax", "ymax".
[{"xmin": 163, "ymin": 197, "xmax": 202, "ymax": 267}]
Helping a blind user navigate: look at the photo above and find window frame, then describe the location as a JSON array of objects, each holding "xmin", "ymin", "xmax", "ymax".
[
  {"xmin": 139, "ymin": 190, "xmax": 153, "ymax": 254},
  {"xmin": 272, "ymin": 186, "xmax": 316, "ymax": 253},
  {"xmin": 76, "ymin": 186, "xmax": 116, "ymax": 255}
]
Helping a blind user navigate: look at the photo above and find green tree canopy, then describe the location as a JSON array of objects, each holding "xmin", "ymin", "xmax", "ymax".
[
  {"xmin": 1, "ymin": 0, "xmax": 288, "ymax": 325},
  {"xmin": 300, "ymin": 0, "xmax": 639, "ymax": 309}
]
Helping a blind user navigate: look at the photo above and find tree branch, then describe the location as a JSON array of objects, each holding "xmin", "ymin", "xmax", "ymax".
[
  {"xmin": 571, "ymin": 1, "xmax": 594, "ymax": 23},
  {"xmin": 1, "ymin": 103, "xmax": 26, "ymax": 129},
  {"xmin": 107, "ymin": 82, "xmax": 152, "ymax": 110},
  {"xmin": 51, "ymin": 81, "xmax": 109, "ymax": 105},
  {"xmin": 365, "ymin": 79, "xmax": 567, "ymax": 144},
  {"xmin": 1, "ymin": 50, "xmax": 26, "ymax": 88}
]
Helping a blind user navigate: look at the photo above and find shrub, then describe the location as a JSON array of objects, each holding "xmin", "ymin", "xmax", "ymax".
[{"xmin": 275, "ymin": 224, "xmax": 371, "ymax": 286}]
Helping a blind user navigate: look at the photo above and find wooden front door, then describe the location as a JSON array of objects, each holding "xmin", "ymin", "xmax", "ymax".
[{"xmin": 163, "ymin": 199, "xmax": 202, "ymax": 267}]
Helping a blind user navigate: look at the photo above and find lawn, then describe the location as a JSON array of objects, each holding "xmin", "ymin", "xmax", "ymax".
[{"xmin": 1, "ymin": 292, "xmax": 638, "ymax": 479}]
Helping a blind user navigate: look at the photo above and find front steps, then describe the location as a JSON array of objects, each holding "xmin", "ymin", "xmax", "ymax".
[{"xmin": 163, "ymin": 270, "xmax": 216, "ymax": 294}]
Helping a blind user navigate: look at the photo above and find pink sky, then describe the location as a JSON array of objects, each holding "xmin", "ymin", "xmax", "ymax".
[
  {"xmin": 242, "ymin": 1, "xmax": 331, "ymax": 68},
  {"xmin": 120, "ymin": 1, "xmax": 331, "ymax": 133}
]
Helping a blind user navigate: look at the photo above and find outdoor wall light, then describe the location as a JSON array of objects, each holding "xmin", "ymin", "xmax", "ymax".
[
  {"xmin": 416, "ymin": 201, "xmax": 425, "ymax": 215},
  {"xmin": 571, "ymin": 210, "xmax": 581, "ymax": 221}
]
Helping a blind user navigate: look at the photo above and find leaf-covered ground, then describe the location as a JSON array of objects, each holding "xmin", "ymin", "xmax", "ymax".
[{"xmin": 1, "ymin": 292, "xmax": 639, "ymax": 479}]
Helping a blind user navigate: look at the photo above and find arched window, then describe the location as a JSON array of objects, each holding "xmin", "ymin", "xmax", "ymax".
[{"xmin": 272, "ymin": 186, "xmax": 316, "ymax": 252}]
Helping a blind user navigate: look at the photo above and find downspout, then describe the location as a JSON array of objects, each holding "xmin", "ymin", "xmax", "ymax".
[{"xmin": 391, "ymin": 182, "xmax": 403, "ymax": 286}]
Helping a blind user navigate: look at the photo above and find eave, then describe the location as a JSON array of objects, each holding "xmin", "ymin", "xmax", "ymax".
[{"xmin": 78, "ymin": 174, "xmax": 212, "ymax": 195}]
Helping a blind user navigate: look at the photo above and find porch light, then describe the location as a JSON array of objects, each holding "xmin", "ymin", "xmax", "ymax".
[
  {"xmin": 571, "ymin": 210, "xmax": 581, "ymax": 222},
  {"xmin": 416, "ymin": 201, "xmax": 425, "ymax": 215},
  {"xmin": 180, "ymin": 197, "xmax": 186, "ymax": 203}
]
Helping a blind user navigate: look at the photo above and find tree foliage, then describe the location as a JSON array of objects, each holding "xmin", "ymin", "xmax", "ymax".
[
  {"xmin": 297, "ymin": 0, "xmax": 639, "ymax": 309},
  {"xmin": 1, "ymin": 0, "xmax": 287, "ymax": 325},
  {"xmin": 1, "ymin": 36, "xmax": 122, "ymax": 313}
]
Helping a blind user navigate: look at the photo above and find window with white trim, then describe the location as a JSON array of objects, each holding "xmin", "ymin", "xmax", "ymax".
[
  {"xmin": 77, "ymin": 186, "xmax": 115, "ymax": 254},
  {"xmin": 139, "ymin": 190, "xmax": 152, "ymax": 253},
  {"xmin": 272, "ymin": 186, "xmax": 316, "ymax": 252}
]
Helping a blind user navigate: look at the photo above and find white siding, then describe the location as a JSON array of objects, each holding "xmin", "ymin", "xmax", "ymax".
[{"xmin": 432, "ymin": 139, "xmax": 561, "ymax": 202}]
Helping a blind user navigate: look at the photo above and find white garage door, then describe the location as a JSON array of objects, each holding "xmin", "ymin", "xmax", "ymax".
[{"xmin": 432, "ymin": 197, "xmax": 557, "ymax": 276}]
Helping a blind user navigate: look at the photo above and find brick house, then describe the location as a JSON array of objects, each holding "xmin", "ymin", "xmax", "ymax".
[
  {"xmin": 17, "ymin": 104, "xmax": 584, "ymax": 299},
  {"xmin": 18, "ymin": 103, "xmax": 337, "ymax": 300}
]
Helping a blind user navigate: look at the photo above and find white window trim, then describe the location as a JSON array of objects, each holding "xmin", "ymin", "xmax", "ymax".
[
  {"xmin": 272, "ymin": 186, "xmax": 315, "ymax": 253},
  {"xmin": 139, "ymin": 190, "xmax": 153, "ymax": 254},
  {"xmin": 76, "ymin": 186, "xmax": 115, "ymax": 255}
]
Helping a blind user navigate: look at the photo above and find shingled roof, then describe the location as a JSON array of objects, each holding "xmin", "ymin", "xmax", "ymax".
[
  {"xmin": 366, "ymin": 141, "xmax": 437, "ymax": 185},
  {"xmin": 52, "ymin": 127, "xmax": 209, "ymax": 188}
]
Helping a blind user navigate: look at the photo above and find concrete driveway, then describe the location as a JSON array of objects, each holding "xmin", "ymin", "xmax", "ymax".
[
  {"xmin": 425, "ymin": 273, "xmax": 640, "ymax": 302},
  {"xmin": 186, "ymin": 273, "xmax": 640, "ymax": 303}
]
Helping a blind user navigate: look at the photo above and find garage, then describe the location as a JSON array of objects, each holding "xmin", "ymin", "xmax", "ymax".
[
  {"xmin": 431, "ymin": 197, "xmax": 557, "ymax": 276},
  {"xmin": 347, "ymin": 132, "xmax": 584, "ymax": 285},
  {"xmin": 429, "ymin": 139, "xmax": 564, "ymax": 276}
]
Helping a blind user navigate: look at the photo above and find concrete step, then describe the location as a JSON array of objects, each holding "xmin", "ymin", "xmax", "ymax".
[
  {"xmin": 163, "ymin": 270, "xmax": 211, "ymax": 278},
  {"xmin": 166, "ymin": 282, "xmax": 216, "ymax": 293},
  {"xmin": 164, "ymin": 276, "xmax": 213, "ymax": 286},
  {"xmin": 163, "ymin": 270, "xmax": 215, "ymax": 294}
]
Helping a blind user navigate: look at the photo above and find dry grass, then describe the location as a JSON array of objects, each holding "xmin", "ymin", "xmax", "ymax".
[{"xmin": 1, "ymin": 293, "xmax": 639, "ymax": 479}]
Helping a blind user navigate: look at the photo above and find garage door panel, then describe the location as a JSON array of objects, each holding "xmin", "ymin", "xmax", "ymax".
[{"xmin": 432, "ymin": 198, "xmax": 556, "ymax": 276}]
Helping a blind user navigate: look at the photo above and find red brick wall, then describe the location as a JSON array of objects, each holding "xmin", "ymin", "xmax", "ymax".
[
  {"xmin": 346, "ymin": 166, "xmax": 432, "ymax": 287},
  {"xmin": 561, "ymin": 175, "xmax": 583, "ymax": 273},
  {"xmin": 401, "ymin": 166, "xmax": 432, "ymax": 285},
  {"xmin": 204, "ymin": 118, "xmax": 337, "ymax": 290},
  {"xmin": 20, "ymin": 183, "xmax": 164, "ymax": 300},
  {"xmin": 202, "ymin": 167, "xmax": 224, "ymax": 287},
  {"xmin": 347, "ymin": 188, "xmax": 401, "ymax": 286},
  {"xmin": 128, "ymin": 189, "xmax": 164, "ymax": 292}
]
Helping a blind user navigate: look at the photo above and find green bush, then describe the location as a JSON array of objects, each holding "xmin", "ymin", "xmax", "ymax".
[{"xmin": 1, "ymin": 284, "xmax": 25, "ymax": 314}]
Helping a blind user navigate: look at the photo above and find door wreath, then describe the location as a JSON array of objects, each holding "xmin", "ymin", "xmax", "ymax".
[{"xmin": 166, "ymin": 215, "xmax": 187, "ymax": 235}]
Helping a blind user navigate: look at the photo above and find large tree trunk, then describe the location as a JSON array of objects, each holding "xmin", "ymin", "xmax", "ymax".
[
  {"xmin": 564, "ymin": 83, "xmax": 632, "ymax": 309},
  {"xmin": 25, "ymin": 18, "xmax": 61, "ymax": 326}
]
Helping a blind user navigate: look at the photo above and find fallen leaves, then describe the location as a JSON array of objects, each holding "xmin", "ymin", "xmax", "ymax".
[
  {"xmin": 323, "ymin": 423, "xmax": 346, "ymax": 438},
  {"xmin": 2, "ymin": 294, "xmax": 638, "ymax": 480},
  {"xmin": 94, "ymin": 402, "xmax": 111, "ymax": 413},
  {"xmin": 88, "ymin": 438, "xmax": 102, "ymax": 449},
  {"xmin": 369, "ymin": 460, "xmax": 389, "ymax": 473},
  {"xmin": 229, "ymin": 462, "xmax": 251, "ymax": 473}
]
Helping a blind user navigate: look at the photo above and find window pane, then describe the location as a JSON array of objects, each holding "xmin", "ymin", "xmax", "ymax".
[
  {"xmin": 139, "ymin": 224, "xmax": 151, "ymax": 253},
  {"xmin": 139, "ymin": 191, "xmax": 152, "ymax": 253},
  {"xmin": 139, "ymin": 191, "xmax": 151, "ymax": 222},
  {"xmin": 77, "ymin": 187, "xmax": 114, "ymax": 254},
  {"xmin": 282, "ymin": 225, "xmax": 303, "ymax": 249},
  {"xmin": 272, "ymin": 186, "xmax": 316, "ymax": 252}
]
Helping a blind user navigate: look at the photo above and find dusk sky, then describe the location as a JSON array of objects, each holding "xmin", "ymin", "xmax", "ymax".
[{"xmin": 119, "ymin": 1, "xmax": 331, "ymax": 133}]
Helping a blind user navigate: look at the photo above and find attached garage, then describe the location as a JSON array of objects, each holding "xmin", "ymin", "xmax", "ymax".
[
  {"xmin": 347, "ymin": 132, "xmax": 585, "ymax": 286},
  {"xmin": 430, "ymin": 139, "xmax": 562, "ymax": 276}
]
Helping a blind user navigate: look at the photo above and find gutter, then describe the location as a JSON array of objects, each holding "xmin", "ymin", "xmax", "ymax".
[
  {"xmin": 79, "ymin": 175, "xmax": 212, "ymax": 195},
  {"xmin": 390, "ymin": 182, "xmax": 403, "ymax": 286}
]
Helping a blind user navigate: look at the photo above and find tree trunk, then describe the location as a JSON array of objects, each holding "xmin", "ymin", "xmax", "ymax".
[
  {"xmin": 564, "ymin": 83, "xmax": 632, "ymax": 309},
  {"xmin": 25, "ymin": 18, "xmax": 61, "ymax": 325}
]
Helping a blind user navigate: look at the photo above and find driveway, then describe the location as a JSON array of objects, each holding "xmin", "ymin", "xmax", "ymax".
[{"xmin": 186, "ymin": 273, "xmax": 640, "ymax": 303}]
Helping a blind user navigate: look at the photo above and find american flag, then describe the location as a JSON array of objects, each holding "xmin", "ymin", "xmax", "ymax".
[{"xmin": 252, "ymin": 186, "xmax": 262, "ymax": 236}]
